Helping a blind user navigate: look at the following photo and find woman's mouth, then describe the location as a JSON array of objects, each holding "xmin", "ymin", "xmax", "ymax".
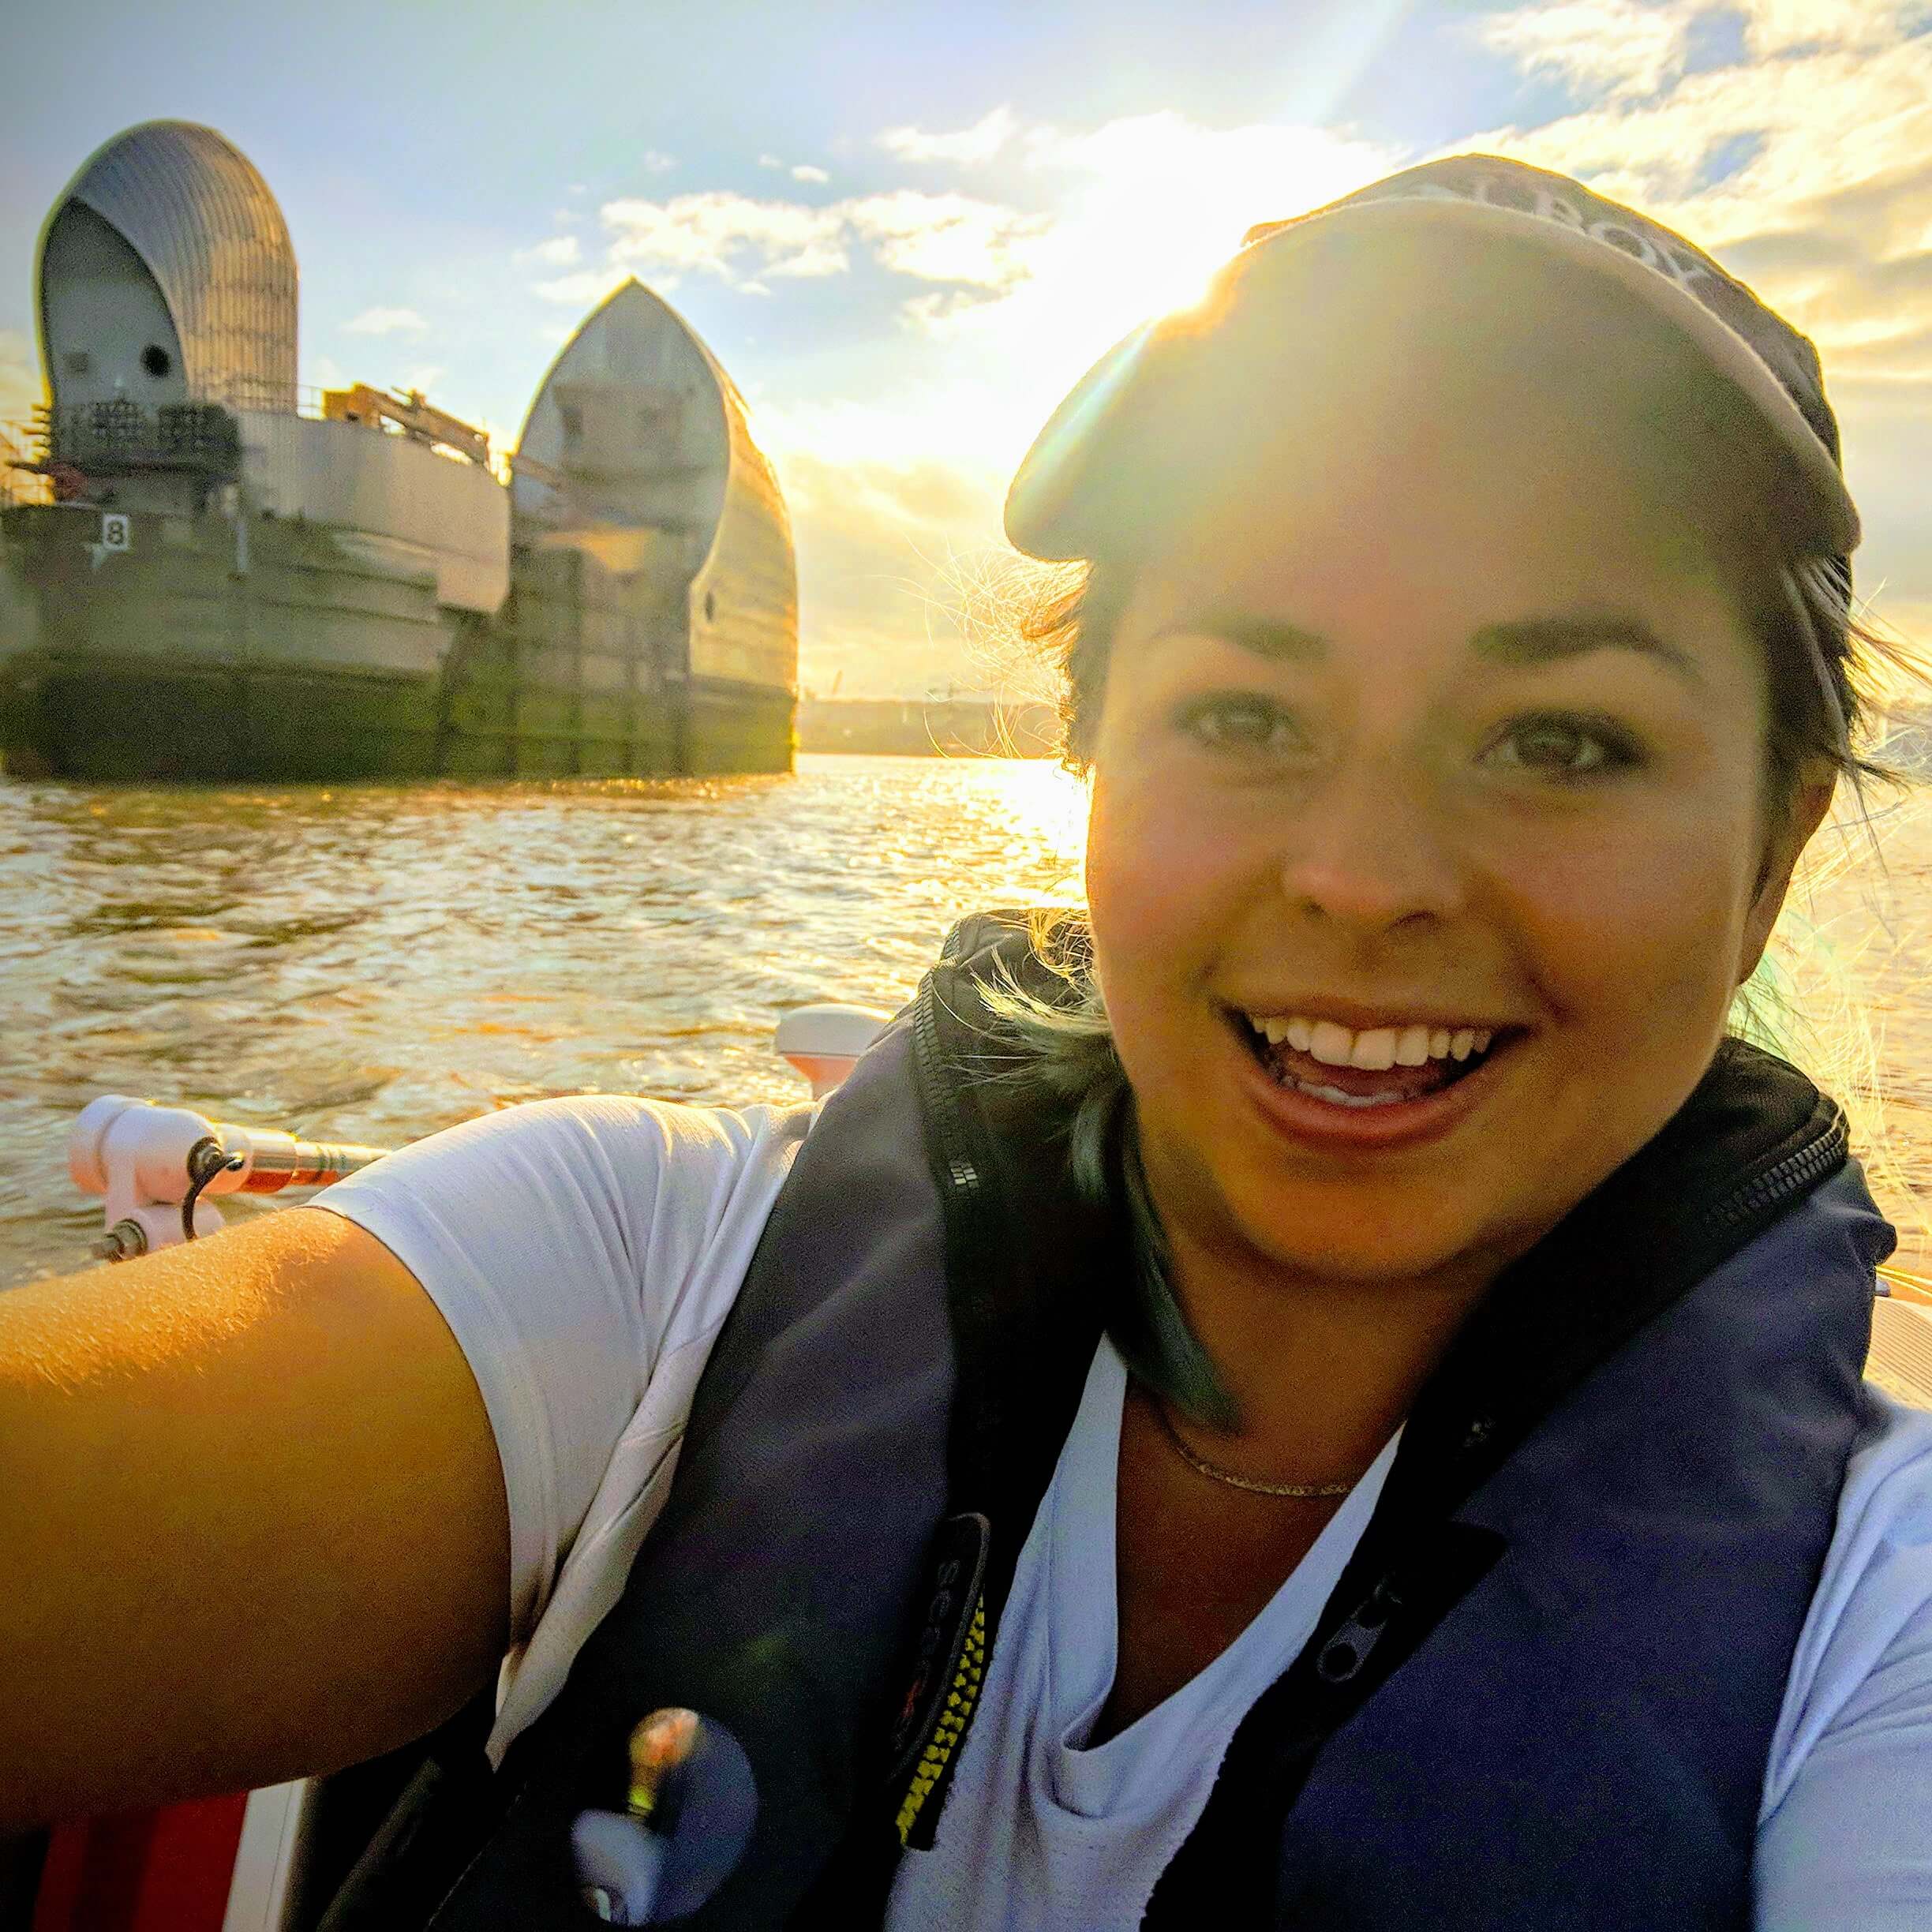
[{"xmin": 1228, "ymin": 1007, "xmax": 1514, "ymax": 1110}]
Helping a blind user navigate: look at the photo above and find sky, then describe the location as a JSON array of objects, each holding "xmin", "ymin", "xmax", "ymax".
[{"xmin": 2, "ymin": 0, "xmax": 1928, "ymax": 698}]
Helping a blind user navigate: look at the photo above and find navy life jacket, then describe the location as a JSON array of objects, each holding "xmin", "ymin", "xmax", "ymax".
[{"xmin": 322, "ymin": 912, "xmax": 1889, "ymax": 1930}]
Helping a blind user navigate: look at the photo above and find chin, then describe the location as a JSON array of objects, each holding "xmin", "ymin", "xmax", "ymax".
[
  {"xmin": 1251, "ymin": 1222, "xmax": 1488, "ymax": 1287},
  {"xmin": 1226, "ymin": 1169, "xmax": 1518, "ymax": 1288}
]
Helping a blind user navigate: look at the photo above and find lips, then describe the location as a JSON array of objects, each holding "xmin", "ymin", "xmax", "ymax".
[
  {"xmin": 1215, "ymin": 1005, "xmax": 1525, "ymax": 1153},
  {"xmin": 1231, "ymin": 1009, "xmax": 1507, "ymax": 1102}
]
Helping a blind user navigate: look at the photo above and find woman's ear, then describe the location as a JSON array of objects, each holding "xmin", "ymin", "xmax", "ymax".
[{"xmin": 1737, "ymin": 769, "xmax": 1837, "ymax": 987}]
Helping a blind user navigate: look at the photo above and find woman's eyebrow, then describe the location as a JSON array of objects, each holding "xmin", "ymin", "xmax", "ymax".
[
  {"xmin": 1470, "ymin": 616, "xmax": 1704, "ymax": 684},
  {"xmin": 1170, "ymin": 616, "xmax": 1327, "ymax": 663}
]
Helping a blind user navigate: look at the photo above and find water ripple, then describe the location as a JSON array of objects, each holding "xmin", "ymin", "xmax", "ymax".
[{"xmin": 0, "ymin": 755, "xmax": 1088, "ymax": 1286}]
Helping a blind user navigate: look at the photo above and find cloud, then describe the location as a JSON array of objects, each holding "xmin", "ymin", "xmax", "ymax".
[
  {"xmin": 1467, "ymin": 5, "xmax": 1932, "ymax": 201},
  {"xmin": 1739, "ymin": 0, "xmax": 1932, "ymax": 54},
  {"xmin": 595, "ymin": 187, "xmax": 1047, "ymax": 293},
  {"xmin": 844, "ymin": 191, "xmax": 1047, "ymax": 290},
  {"xmin": 777, "ymin": 74, "xmax": 1930, "ymax": 687},
  {"xmin": 614, "ymin": 112, "xmax": 1393, "ymax": 345},
  {"xmin": 1474, "ymin": 0, "xmax": 1694, "ymax": 101},
  {"xmin": 532, "ymin": 267, "xmax": 632, "ymax": 306},
  {"xmin": 900, "ymin": 289, "xmax": 1002, "ymax": 331},
  {"xmin": 603, "ymin": 191, "xmax": 850, "ymax": 281},
  {"xmin": 402, "ymin": 365, "xmax": 447, "ymax": 395},
  {"xmin": 642, "ymin": 151, "xmax": 676, "ymax": 174},
  {"xmin": 1458, "ymin": 28, "xmax": 1932, "ymax": 321},
  {"xmin": 584, "ymin": 114, "xmax": 1392, "ymax": 353},
  {"xmin": 906, "ymin": 112, "xmax": 1398, "ymax": 371},
  {"xmin": 515, "ymin": 234, "xmax": 581, "ymax": 268},
  {"xmin": 878, "ymin": 106, "xmax": 1018, "ymax": 166},
  {"xmin": 1472, "ymin": 0, "xmax": 1926, "ymax": 107},
  {"xmin": 1018, "ymin": 110, "xmax": 1393, "ymax": 209},
  {"xmin": 751, "ymin": 155, "xmax": 832, "ymax": 185},
  {"xmin": 344, "ymin": 305, "xmax": 429, "ymax": 336}
]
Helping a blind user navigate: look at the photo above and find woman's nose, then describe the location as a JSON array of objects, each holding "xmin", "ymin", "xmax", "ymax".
[{"xmin": 1275, "ymin": 766, "xmax": 1465, "ymax": 933}]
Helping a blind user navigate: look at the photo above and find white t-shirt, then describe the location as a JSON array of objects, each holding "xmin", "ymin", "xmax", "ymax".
[
  {"xmin": 315, "ymin": 1093, "xmax": 1932, "ymax": 1927},
  {"xmin": 882, "ymin": 1339, "xmax": 1403, "ymax": 1931}
]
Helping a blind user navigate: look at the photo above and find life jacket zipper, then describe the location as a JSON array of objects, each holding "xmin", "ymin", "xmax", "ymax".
[
  {"xmin": 912, "ymin": 973, "xmax": 983, "ymax": 1209},
  {"xmin": 1697, "ymin": 1107, "xmax": 1848, "ymax": 1237}
]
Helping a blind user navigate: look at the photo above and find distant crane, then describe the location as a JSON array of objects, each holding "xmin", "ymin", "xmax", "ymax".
[{"xmin": 320, "ymin": 384, "xmax": 491, "ymax": 468}]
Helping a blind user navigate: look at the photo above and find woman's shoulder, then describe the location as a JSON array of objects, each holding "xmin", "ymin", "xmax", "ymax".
[
  {"xmin": 1754, "ymin": 1391, "xmax": 1932, "ymax": 1920},
  {"xmin": 315, "ymin": 1088, "xmax": 820, "ymax": 1357},
  {"xmin": 1809, "ymin": 1388, "xmax": 1932, "ymax": 1652},
  {"xmin": 1762, "ymin": 1391, "xmax": 1932, "ymax": 1806},
  {"xmin": 320, "ymin": 1090, "xmax": 817, "ymax": 1230},
  {"xmin": 309, "ymin": 1089, "xmax": 819, "ymax": 1413},
  {"xmin": 1835, "ymin": 1387, "xmax": 1932, "ymax": 1559}
]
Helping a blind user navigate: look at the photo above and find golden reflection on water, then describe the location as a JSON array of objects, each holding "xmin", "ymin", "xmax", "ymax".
[
  {"xmin": 5, "ymin": 751, "xmax": 1932, "ymax": 1286},
  {"xmin": 0, "ymin": 755, "xmax": 1091, "ymax": 1287}
]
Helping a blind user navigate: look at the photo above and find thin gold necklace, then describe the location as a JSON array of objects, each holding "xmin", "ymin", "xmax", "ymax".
[{"xmin": 1151, "ymin": 1397, "xmax": 1364, "ymax": 1499}]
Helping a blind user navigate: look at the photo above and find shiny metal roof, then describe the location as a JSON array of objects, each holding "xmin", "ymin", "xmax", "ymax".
[{"xmin": 41, "ymin": 120, "xmax": 298, "ymax": 410}]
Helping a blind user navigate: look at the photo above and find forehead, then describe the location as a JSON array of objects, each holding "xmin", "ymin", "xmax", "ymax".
[
  {"xmin": 1116, "ymin": 285, "xmax": 1765, "ymax": 652},
  {"xmin": 1112, "ymin": 232, "xmax": 1780, "ymax": 602},
  {"xmin": 1121, "ymin": 406, "xmax": 1724, "ymax": 650}
]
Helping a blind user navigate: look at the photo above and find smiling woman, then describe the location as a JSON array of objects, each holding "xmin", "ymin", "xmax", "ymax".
[
  {"xmin": 4, "ymin": 155, "xmax": 1931, "ymax": 1932},
  {"xmin": 1080, "ymin": 246, "xmax": 1833, "ymax": 1296}
]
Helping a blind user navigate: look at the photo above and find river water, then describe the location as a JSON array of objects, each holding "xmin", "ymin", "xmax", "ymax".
[{"xmin": 5, "ymin": 752, "xmax": 1932, "ymax": 1289}]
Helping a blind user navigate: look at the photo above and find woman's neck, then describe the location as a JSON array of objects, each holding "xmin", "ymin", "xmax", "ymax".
[{"xmin": 1158, "ymin": 1214, "xmax": 1506, "ymax": 1474}]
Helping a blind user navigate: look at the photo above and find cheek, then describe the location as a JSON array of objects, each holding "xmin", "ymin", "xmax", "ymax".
[
  {"xmin": 1492, "ymin": 808, "xmax": 1757, "ymax": 1045},
  {"xmin": 1085, "ymin": 760, "xmax": 1266, "ymax": 974},
  {"xmin": 1086, "ymin": 769, "xmax": 1188, "ymax": 955},
  {"xmin": 1084, "ymin": 771, "xmax": 1236, "ymax": 1078}
]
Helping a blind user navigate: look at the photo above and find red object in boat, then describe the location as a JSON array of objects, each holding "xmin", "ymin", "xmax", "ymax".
[{"xmin": 32, "ymin": 1793, "xmax": 249, "ymax": 1932}]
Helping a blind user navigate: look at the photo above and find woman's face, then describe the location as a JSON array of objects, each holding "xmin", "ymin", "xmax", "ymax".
[{"xmin": 1084, "ymin": 343, "xmax": 1820, "ymax": 1294}]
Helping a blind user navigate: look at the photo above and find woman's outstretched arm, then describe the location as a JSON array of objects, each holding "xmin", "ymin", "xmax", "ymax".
[{"xmin": 0, "ymin": 1206, "xmax": 509, "ymax": 1835}]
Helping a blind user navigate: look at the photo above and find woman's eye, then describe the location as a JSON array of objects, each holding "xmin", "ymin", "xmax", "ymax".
[
  {"xmin": 1181, "ymin": 695, "xmax": 1305, "ymax": 758},
  {"xmin": 1486, "ymin": 715, "xmax": 1639, "ymax": 780}
]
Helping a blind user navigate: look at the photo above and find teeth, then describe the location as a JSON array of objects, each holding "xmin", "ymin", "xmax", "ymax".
[
  {"xmin": 1349, "ymin": 1028, "xmax": 1398, "ymax": 1071},
  {"xmin": 1244, "ymin": 1011, "xmax": 1505, "ymax": 1068},
  {"xmin": 1309, "ymin": 1020, "xmax": 1354, "ymax": 1068}
]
